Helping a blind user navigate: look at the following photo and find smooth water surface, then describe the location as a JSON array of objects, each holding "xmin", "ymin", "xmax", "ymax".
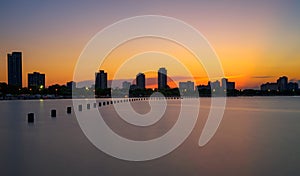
[{"xmin": 0, "ymin": 97, "xmax": 300, "ymax": 176}]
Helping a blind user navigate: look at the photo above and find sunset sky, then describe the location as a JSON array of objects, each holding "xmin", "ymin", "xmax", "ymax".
[{"xmin": 0, "ymin": 0, "xmax": 299, "ymax": 89}]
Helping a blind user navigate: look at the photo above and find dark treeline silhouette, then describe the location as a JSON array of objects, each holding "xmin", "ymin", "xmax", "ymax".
[
  {"xmin": 0, "ymin": 83, "xmax": 85, "ymax": 99},
  {"xmin": 0, "ymin": 83, "xmax": 72, "ymax": 99},
  {"xmin": 1, "ymin": 82, "xmax": 300, "ymax": 100},
  {"xmin": 95, "ymin": 88, "xmax": 111, "ymax": 98},
  {"xmin": 196, "ymin": 88, "xmax": 300, "ymax": 97},
  {"xmin": 197, "ymin": 88, "xmax": 240, "ymax": 97},
  {"xmin": 239, "ymin": 89, "xmax": 300, "ymax": 96},
  {"xmin": 103, "ymin": 88, "xmax": 180, "ymax": 98}
]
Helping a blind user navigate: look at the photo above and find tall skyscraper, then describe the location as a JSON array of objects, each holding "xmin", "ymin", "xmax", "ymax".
[
  {"xmin": 28, "ymin": 72, "xmax": 45, "ymax": 89},
  {"xmin": 158, "ymin": 67, "xmax": 167, "ymax": 89},
  {"xmin": 95, "ymin": 70, "xmax": 107, "ymax": 89},
  {"xmin": 7, "ymin": 52, "xmax": 22, "ymax": 87},
  {"xmin": 136, "ymin": 73, "xmax": 145, "ymax": 89}
]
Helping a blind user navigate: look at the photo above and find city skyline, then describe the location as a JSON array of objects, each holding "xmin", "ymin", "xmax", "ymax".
[
  {"xmin": 1, "ymin": 1, "xmax": 300, "ymax": 89},
  {"xmin": 2, "ymin": 44, "xmax": 300, "ymax": 90},
  {"xmin": 1, "ymin": 2, "xmax": 300, "ymax": 175},
  {"xmin": 2, "ymin": 52, "xmax": 299, "ymax": 91},
  {"xmin": 1, "ymin": 55, "xmax": 299, "ymax": 98}
]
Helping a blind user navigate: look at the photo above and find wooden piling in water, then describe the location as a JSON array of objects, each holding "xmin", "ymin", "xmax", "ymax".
[
  {"xmin": 67, "ymin": 107, "xmax": 72, "ymax": 114},
  {"xmin": 51, "ymin": 109, "xmax": 56, "ymax": 117},
  {"xmin": 28, "ymin": 113, "xmax": 34, "ymax": 123}
]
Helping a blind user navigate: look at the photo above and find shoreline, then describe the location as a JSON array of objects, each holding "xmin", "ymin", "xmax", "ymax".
[{"xmin": 1, "ymin": 95, "xmax": 300, "ymax": 101}]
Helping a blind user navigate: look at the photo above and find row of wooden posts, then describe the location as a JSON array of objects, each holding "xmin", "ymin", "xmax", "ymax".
[{"xmin": 27, "ymin": 97, "xmax": 182, "ymax": 123}]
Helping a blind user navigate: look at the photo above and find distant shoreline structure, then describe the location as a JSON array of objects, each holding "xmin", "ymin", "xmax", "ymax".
[
  {"xmin": 1, "ymin": 75, "xmax": 299, "ymax": 100},
  {"xmin": 1, "ymin": 88, "xmax": 299, "ymax": 101},
  {"xmin": 2, "ymin": 51, "xmax": 299, "ymax": 99}
]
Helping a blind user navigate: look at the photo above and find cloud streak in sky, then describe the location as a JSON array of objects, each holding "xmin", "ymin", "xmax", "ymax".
[{"xmin": 251, "ymin": 76, "xmax": 275, "ymax": 79}]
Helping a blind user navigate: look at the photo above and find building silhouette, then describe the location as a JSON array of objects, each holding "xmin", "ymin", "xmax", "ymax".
[
  {"xmin": 95, "ymin": 70, "xmax": 107, "ymax": 89},
  {"xmin": 129, "ymin": 84, "xmax": 138, "ymax": 90},
  {"xmin": 209, "ymin": 80, "xmax": 221, "ymax": 92},
  {"xmin": 7, "ymin": 52, "xmax": 22, "ymax": 88},
  {"xmin": 136, "ymin": 73, "xmax": 145, "ymax": 89},
  {"xmin": 122, "ymin": 81, "xmax": 131, "ymax": 89},
  {"xmin": 66, "ymin": 81, "xmax": 76, "ymax": 90},
  {"xmin": 261, "ymin": 82, "xmax": 278, "ymax": 91},
  {"xmin": 260, "ymin": 76, "xmax": 298, "ymax": 92},
  {"xmin": 287, "ymin": 82, "xmax": 299, "ymax": 91},
  {"xmin": 277, "ymin": 76, "xmax": 288, "ymax": 91},
  {"xmin": 197, "ymin": 84, "xmax": 211, "ymax": 91},
  {"xmin": 28, "ymin": 72, "xmax": 45, "ymax": 89},
  {"xmin": 221, "ymin": 78, "xmax": 235, "ymax": 90},
  {"xmin": 158, "ymin": 67, "xmax": 167, "ymax": 89},
  {"xmin": 179, "ymin": 81, "xmax": 194, "ymax": 92}
]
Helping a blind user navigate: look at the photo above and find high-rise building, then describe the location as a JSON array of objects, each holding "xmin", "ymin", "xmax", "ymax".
[
  {"xmin": 287, "ymin": 82, "xmax": 299, "ymax": 91},
  {"xmin": 122, "ymin": 81, "xmax": 131, "ymax": 89},
  {"xmin": 7, "ymin": 52, "xmax": 22, "ymax": 87},
  {"xmin": 179, "ymin": 81, "xmax": 194, "ymax": 92},
  {"xmin": 260, "ymin": 76, "xmax": 298, "ymax": 92},
  {"xmin": 209, "ymin": 80, "xmax": 221, "ymax": 91},
  {"xmin": 158, "ymin": 67, "xmax": 167, "ymax": 89},
  {"xmin": 277, "ymin": 76, "xmax": 288, "ymax": 91},
  {"xmin": 136, "ymin": 73, "xmax": 145, "ymax": 89},
  {"xmin": 261, "ymin": 82, "xmax": 278, "ymax": 91},
  {"xmin": 221, "ymin": 78, "xmax": 228, "ymax": 89},
  {"xmin": 221, "ymin": 78, "xmax": 235, "ymax": 90},
  {"xmin": 227, "ymin": 82, "xmax": 235, "ymax": 90},
  {"xmin": 28, "ymin": 72, "xmax": 45, "ymax": 89},
  {"xmin": 95, "ymin": 70, "xmax": 107, "ymax": 89}
]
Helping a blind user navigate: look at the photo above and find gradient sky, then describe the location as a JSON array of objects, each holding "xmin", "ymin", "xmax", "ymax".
[{"xmin": 0, "ymin": 0, "xmax": 300, "ymax": 89}]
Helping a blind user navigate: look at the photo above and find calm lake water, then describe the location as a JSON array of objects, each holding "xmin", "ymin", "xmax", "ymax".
[{"xmin": 0, "ymin": 97, "xmax": 300, "ymax": 176}]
